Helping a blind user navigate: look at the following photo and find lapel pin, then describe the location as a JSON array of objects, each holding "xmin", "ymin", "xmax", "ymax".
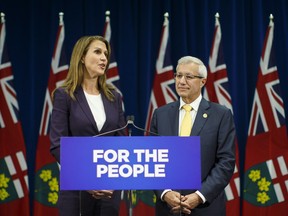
[{"xmin": 203, "ymin": 113, "xmax": 208, "ymax": 118}]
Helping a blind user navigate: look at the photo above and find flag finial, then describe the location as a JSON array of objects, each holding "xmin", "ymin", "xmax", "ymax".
[
  {"xmin": 59, "ymin": 12, "xmax": 64, "ymax": 25},
  {"xmin": 1, "ymin": 12, "xmax": 5, "ymax": 23},
  {"xmin": 164, "ymin": 12, "xmax": 169, "ymax": 23},
  {"xmin": 105, "ymin": 11, "xmax": 110, "ymax": 22},
  {"xmin": 269, "ymin": 14, "xmax": 274, "ymax": 21},
  {"xmin": 269, "ymin": 14, "xmax": 274, "ymax": 26},
  {"xmin": 215, "ymin": 12, "xmax": 220, "ymax": 24}
]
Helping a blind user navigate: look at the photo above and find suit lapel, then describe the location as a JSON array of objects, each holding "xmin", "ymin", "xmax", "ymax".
[
  {"xmin": 74, "ymin": 87, "xmax": 98, "ymax": 132},
  {"xmin": 192, "ymin": 98, "xmax": 210, "ymax": 136},
  {"xmin": 169, "ymin": 101, "xmax": 180, "ymax": 136}
]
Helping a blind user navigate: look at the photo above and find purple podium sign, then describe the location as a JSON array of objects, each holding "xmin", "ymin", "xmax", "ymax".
[{"xmin": 60, "ymin": 136, "xmax": 201, "ymax": 190}]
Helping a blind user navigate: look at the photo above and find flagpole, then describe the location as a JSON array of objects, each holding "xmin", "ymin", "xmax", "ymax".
[
  {"xmin": 128, "ymin": 116, "xmax": 133, "ymax": 216},
  {"xmin": 161, "ymin": 13, "xmax": 185, "ymax": 216},
  {"xmin": 128, "ymin": 128, "xmax": 133, "ymax": 216},
  {"xmin": 103, "ymin": 10, "xmax": 130, "ymax": 215}
]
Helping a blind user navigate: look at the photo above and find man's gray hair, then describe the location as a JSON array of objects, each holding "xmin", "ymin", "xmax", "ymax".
[{"xmin": 176, "ymin": 56, "xmax": 207, "ymax": 78}]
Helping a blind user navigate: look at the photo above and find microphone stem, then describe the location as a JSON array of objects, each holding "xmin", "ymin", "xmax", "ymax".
[
  {"xmin": 128, "ymin": 124, "xmax": 133, "ymax": 215},
  {"xmin": 127, "ymin": 116, "xmax": 134, "ymax": 215}
]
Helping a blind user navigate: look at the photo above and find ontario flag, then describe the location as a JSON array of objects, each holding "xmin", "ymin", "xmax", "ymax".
[
  {"xmin": 103, "ymin": 10, "xmax": 124, "ymax": 111},
  {"xmin": 0, "ymin": 13, "xmax": 30, "ymax": 216},
  {"xmin": 203, "ymin": 13, "xmax": 240, "ymax": 216},
  {"xmin": 33, "ymin": 12, "xmax": 68, "ymax": 216},
  {"xmin": 242, "ymin": 16, "xmax": 288, "ymax": 215}
]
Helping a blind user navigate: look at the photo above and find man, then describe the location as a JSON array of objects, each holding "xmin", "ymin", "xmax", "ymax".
[{"xmin": 150, "ymin": 56, "xmax": 235, "ymax": 215}]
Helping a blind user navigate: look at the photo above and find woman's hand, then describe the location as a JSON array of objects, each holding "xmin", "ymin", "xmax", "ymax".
[{"xmin": 87, "ymin": 190, "xmax": 114, "ymax": 199}]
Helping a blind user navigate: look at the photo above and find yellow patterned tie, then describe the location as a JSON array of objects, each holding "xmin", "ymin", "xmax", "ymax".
[{"xmin": 180, "ymin": 104, "xmax": 192, "ymax": 136}]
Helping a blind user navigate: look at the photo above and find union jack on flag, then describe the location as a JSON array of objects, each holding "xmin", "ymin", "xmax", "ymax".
[
  {"xmin": 203, "ymin": 13, "xmax": 240, "ymax": 216},
  {"xmin": 39, "ymin": 16, "xmax": 68, "ymax": 137},
  {"xmin": 34, "ymin": 12, "xmax": 68, "ymax": 216},
  {"xmin": 247, "ymin": 23, "xmax": 286, "ymax": 136},
  {"xmin": 203, "ymin": 15, "xmax": 232, "ymax": 111},
  {"xmin": 0, "ymin": 73, "xmax": 18, "ymax": 127},
  {"xmin": 0, "ymin": 13, "xmax": 30, "ymax": 216},
  {"xmin": 0, "ymin": 27, "xmax": 19, "ymax": 127},
  {"xmin": 243, "ymin": 16, "xmax": 288, "ymax": 215},
  {"xmin": 103, "ymin": 11, "xmax": 124, "ymax": 108},
  {"xmin": 145, "ymin": 12, "xmax": 178, "ymax": 134}
]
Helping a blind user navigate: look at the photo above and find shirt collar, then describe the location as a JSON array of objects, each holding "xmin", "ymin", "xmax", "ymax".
[{"xmin": 179, "ymin": 95, "xmax": 202, "ymax": 112}]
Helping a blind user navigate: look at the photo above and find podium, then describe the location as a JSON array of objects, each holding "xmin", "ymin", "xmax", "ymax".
[{"xmin": 60, "ymin": 136, "xmax": 201, "ymax": 190}]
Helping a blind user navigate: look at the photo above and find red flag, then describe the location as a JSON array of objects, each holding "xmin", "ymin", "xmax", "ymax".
[
  {"xmin": 33, "ymin": 12, "xmax": 68, "ymax": 216},
  {"xmin": 203, "ymin": 13, "xmax": 240, "ymax": 216},
  {"xmin": 145, "ymin": 12, "xmax": 178, "ymax": 134},
  {"xmin": 0, "ymin": 13, "xmax": 30, "ymax": 216},
  {"xmin": 243, "ymin": 16, "xmax": 288, "ymax": 215}
]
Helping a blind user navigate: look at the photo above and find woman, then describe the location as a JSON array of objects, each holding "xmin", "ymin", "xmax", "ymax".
[{"xmin": 50, "ymin": 35, "xmax": 126, "ymax": 216}]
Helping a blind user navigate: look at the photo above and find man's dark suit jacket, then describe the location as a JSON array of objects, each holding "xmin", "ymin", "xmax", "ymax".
[
  {"xmin": 150, "ymin": 98, "xmax": 236, "ymax": 216},
  {"xmin": 49, "ymin": 86, "xmax": 126, "ymax": 216}
]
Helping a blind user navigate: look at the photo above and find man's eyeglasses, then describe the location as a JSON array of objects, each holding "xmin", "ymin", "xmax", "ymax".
[{"xmin": 174, "ymin": 73, "xmax": 203, "ymax": 81}]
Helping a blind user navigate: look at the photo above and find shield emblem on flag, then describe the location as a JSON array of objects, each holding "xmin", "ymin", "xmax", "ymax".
[
  {"xmin": 244, "ymin": 156, "xmax": 287, "ymax": 206},
  {"xmin": 0, "ymin": 158, "xmax": 20, "ymax": 203},
  {"xmin": 34, "ymin": 163, "xmax": 60, "ymax": 206}
]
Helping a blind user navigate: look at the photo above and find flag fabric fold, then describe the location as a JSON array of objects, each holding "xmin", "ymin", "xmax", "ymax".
[
  {"xmin": 103, "ymin": 11, "xmax": 124, "ymax": 110},
  {"xmin": 203, "ymin": 14, "xmax": 240, "ymax": 216},
  {"xmin": 242, "ymin": 17, "xmax": 288, "ymax": 215},
  {"xmin": 33, "ymin": 13, "xmax": 68, "ymax": 216},
  {"xmin": 0, "ymin": 13, "xmax": 30, "ymax": 216},
  {"xmin": 144, "ymin": 13, "xmax": 178, "ymax": 135}
]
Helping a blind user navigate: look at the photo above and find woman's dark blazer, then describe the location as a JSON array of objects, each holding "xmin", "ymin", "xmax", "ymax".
[{"xmin": 50, "ymin": 86, "xmax": 126, "ymax": 163}]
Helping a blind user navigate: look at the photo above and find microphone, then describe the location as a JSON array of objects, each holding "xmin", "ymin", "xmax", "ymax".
[
  {"xmin": 127, "ymin": 115, "xmax": 159, "ymax": 136},
  {"xmin": 94, "ymin": 115, "xmax": 159, "ymax": 137},
  {"xmin": 93, "ymin": 116, "xmax": 132, "ymax": 137}
]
